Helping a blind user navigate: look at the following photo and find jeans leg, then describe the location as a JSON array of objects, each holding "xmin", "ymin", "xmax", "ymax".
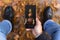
[
  {"xmin": 0, "ymin": 20, "xmax": 12, "ymax": 35},
  {"xmin": 44, "ymin": 20, "xmax": 60, "ymax": 36}
]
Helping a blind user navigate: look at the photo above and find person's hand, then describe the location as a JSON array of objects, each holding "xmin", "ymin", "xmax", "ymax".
[
  {"xmin": 32, "ymin": 18, "xmax": 43, "ymax": 37},
  {"xmin": 26, "ymin": 17, "xmax": 43, "ymax": 37}
]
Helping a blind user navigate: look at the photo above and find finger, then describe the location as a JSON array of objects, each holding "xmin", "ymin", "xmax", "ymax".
[{"xmin": 36, "ymin": 14, "xmax": 38, "ymax": 18}]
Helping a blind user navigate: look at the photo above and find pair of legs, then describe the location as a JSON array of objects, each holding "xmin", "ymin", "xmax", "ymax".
[{"xmin": 44, "ymin": 19, "xmax": 60, "ymax": 40}]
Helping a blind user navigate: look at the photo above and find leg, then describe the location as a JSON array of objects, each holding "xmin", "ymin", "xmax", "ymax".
[
  {"xmin": 44, "ymin": 20, "xmax": 60, "ymax": 40},
  {"xmin": 0, "ymin": 20, "xmax": 12, "ymax": 35}
]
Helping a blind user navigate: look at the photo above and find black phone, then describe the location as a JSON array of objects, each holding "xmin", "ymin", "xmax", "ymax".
[{"xmin": 25, "ymin": 5, "xmax": 36, "ymax": 28}]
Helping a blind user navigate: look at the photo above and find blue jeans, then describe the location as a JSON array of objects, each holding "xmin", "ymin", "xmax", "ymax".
[
  {"xmin": 0, "ymin": 20, "xmax": 12, "ymax": 40},
  {"xmin": 44, "ymin": 20, "xmax": 60, "ymax": 40}
]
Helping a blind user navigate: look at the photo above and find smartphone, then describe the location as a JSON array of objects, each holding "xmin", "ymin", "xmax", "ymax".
[{"xmin": 24, "ymin": 5, "xmax": 36, "ymax": 28}]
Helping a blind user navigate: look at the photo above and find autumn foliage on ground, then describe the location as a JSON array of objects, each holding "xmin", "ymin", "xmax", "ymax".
[{"xmin": 0, "ymin": 0, "xmax": 60, "ymax": 40}]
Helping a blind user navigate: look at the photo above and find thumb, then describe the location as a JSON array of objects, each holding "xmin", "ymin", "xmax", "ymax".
[{"xmin": 36, "ymin": 18, "xmax": 41, "ymax": 25}]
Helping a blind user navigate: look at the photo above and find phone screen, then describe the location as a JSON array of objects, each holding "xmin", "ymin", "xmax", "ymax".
[{"xmin": 25, "ymin": 5, "xmax": 36, "ymax": 28}]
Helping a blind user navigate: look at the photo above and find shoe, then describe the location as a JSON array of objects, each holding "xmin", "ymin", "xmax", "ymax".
[
  {"xmin": 43, "ymin": 6, "xmax": 53, "ymax": 25},
  {"xmin": 3, "ymin": 6, "xmax": 14, "ymax": 23}
]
